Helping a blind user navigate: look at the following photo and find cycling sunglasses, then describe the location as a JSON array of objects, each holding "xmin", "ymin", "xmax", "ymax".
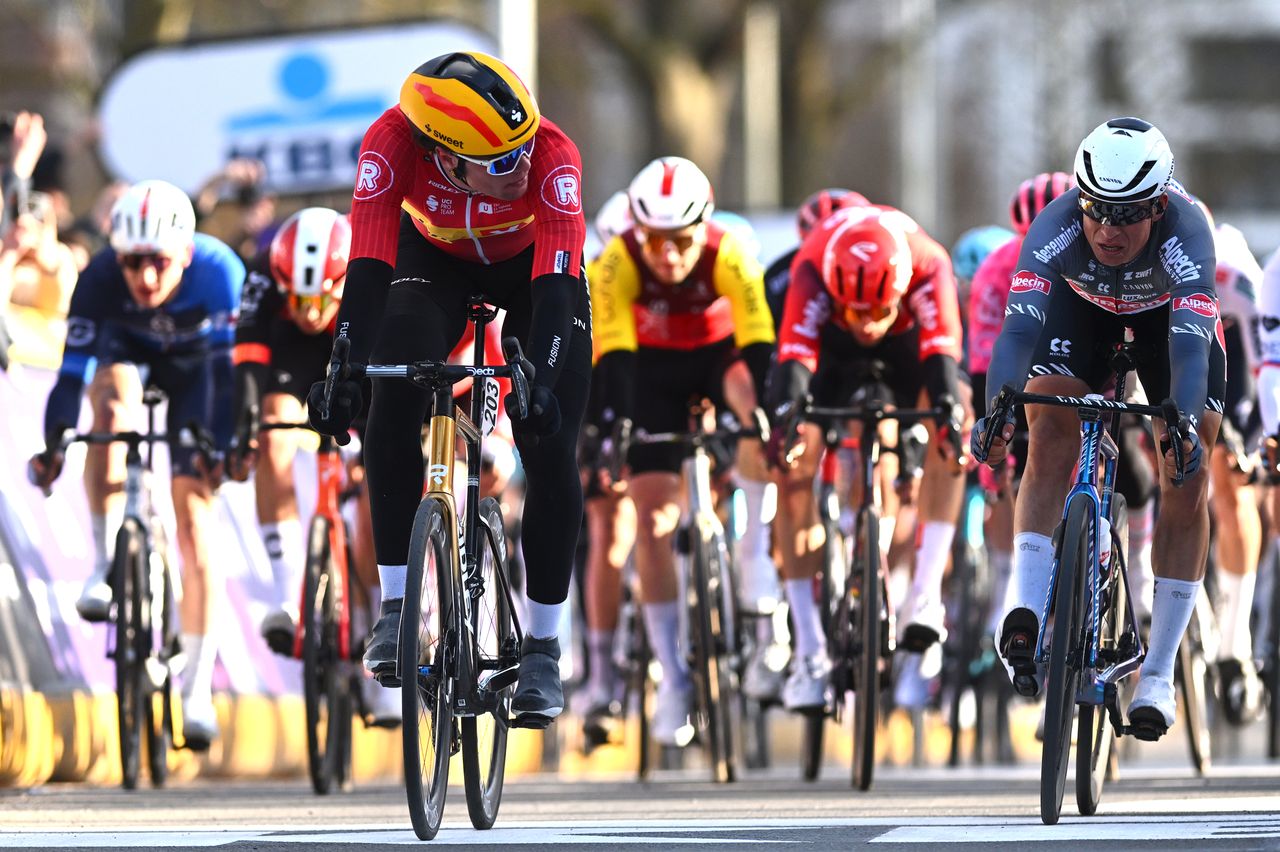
[
  {"xmin": 289, "ymin": 292, "xmax": 339, "ymax": 317},
  {"xmin": 119, "ymin": 254, "xmax": 174, "ymax": 272},
  {"xmin": 456, "ymin": 138, "xmax": 536, "ymax": 177},
  {"xmin": 639, "ymin": 226, "xmax": 700, "ymax": 254},
  {"xmin": 1078, "ymin": 195, "xmax": 1161, "ymax": 226},
  {"xmin": 840, "ymin": 302, "xmax": 896, "ymax": 325}
]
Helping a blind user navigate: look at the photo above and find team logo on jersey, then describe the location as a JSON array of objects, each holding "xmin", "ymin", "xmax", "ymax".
[
  {"xmin": 354, "ymin": 152, "xmax": 393, "ymax": 200},
  {"xmin": 1010, "ymin": 272, "xmax": 1052, "ymax": 295},
  {"xmin": 1173, "ymin": 295, "xmax": 1218, "ymax": 318},
  {"xmin": 65, "ymin": 317, "xmax": 96, "ymax": 348},
  {"xmin": 541, "ymin": 165, "xmax": 583, "ymax": 214}
]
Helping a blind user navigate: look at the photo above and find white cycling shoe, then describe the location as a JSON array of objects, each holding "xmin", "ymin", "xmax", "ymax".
[
  {"xmin": 783, "ymin": 653, "xmax": 832, "ymax": 712},
  {"xmin": 652, "ymin": 678, "xmax": 695, "ymax": 747},
  {"xmin": 1128, "ymin": 674, "xmax": 1175, "ymax": 741},
  {"xmin": 900, "ymin": 597, "xmax": 948, "ymax": 653},
  {"xmin": 361, "ymin": 676, "xmax": 402, "ymax": 729},
  {"xmin": 76, "ymin": 566, "xmax": 113, "ymax": 623},
  {"xmin": 181, "ymin": 695, "xmax": 219, "ymax": 752}
]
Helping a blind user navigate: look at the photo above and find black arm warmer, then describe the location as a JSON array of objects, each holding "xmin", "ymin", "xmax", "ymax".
[
  {"xmin": 332, "ymin": 257, "xmax": 394, "ymax": 366},
  {"xmin": 922, "ymin": 353, "xmax": 961, "ymax": 407},
  {"xmin": 526, "ymin": 271, "xmax": 578, "ymax": 390},
  {"xmin": 233, "ymin": 361, "xmax": 268, "ymax": 434},
  {"xmin": 594, "ymin": 349, "xmax": 637, "ymax": 424},
  {"xmin": 740, "ymin": 341, "xmax": 774, "ymax": 407}
]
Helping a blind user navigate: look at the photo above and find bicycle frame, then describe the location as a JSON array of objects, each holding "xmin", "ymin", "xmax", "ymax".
[{"xmin": 293, "ymin": 435, "xmax": 353, "ymax": 661}]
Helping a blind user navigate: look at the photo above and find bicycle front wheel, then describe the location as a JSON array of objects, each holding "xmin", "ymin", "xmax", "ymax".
[
  {"xmin": 113, "ymin": 519, "xmax": 148, "ymax": 790},
  {"xmin": 1077, "ymin": 494, "xmax": 1126, "ymax": 815},
  {"xmin": 146, "ymin": 544, "xmax": 175, "ymax": 788},
  {"xmin": 691, "ymin": 528, "xmax": 740, "ymax": 783},
  {"xmin": 1041, "ymin": 494, "xmax": 1088, "ymax": 825},
  {"xmin": 463, "ymin": 497, "xmax": 517, "ymax": 830},
  {"xmin": 302, "ymin": 515, "xmax": 344, "ymax": 794},
  {"xmin": 401, "ymin": 497, "xmax": 456, "ymax": 841},
  {"xmin": 852, "ymin": 506, "xmax": 881, "ymax": 792}
]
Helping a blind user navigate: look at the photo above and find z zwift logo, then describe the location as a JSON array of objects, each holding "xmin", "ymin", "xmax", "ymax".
[{"xmin": 1159, "ymin": 236, "xmax": 1202, "ymax": 285}]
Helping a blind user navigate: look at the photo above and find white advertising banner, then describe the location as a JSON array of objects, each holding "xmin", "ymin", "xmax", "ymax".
[{"xmin": 98, "ymin": 21, "xmax": 494, "ymax": 195}]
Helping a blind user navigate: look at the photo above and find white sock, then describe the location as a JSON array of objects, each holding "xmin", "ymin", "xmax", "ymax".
[
  {"xmin": 1143, "ymin": 577, "xmax": 1202, "ymax": 682},
  {"xmin": 642, "ymin": 600, "xmax": 689, "ymax": 686},
  {"xmin": 986, "ymin": 550, "xmax": 1013, "ymax": 635},
  {"xmin": 586, "ymin": 628, "xmax": 616, "ymax": 693},
  {"xmin": 910, "ymin": 521, "xmax": 955, "ymax": 608},
  {"xmin": 260, "ymin": 519, "xmax": 305, "ymax": 611},
  {"xmin": 1129, "ymin": 502, "xmax": 1155, "ymax": 619},
  {"xmin": 1004, "ymin": 532, "xmax": 1055, "ymax": 624},
  {"xmin": 526, "ymin": 598, "xmax": 565, "ymax": 640},
  {"xmin": 785, "ymin": 578, "xmax": 826, "ymax": 658},
  {"xmin": 91, "ymin": 506, "xmax": 125, "ymax": 575},
  {"xmin": 181, "ymin": 632, "xmax": 218, "ymax": 704},
  {"xmin": 879, "ymin": 516, "xmax": 897, "ymax": 562},
  {"xmin": 378, "ymin": 564, "xmax": 407, "ymax": 601},
  {"xmin": 1216, "ymin": 570, "xmax": 1257, "ymax": 662}
]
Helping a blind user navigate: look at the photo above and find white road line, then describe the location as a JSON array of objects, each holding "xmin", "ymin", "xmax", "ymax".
[{"xmin": 872, "ymin": 813, "xmax": 1280, "ymax": 844}]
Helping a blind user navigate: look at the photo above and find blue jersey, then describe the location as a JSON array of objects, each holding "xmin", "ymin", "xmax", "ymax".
[{"xmin": 45, "ymin": 233, "xmax": 245, "ymax": 447}]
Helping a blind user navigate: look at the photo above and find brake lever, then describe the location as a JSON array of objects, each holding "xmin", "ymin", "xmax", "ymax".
[
  {"xmin": 322, "ymin": 337, "xmax": 351, "ymax": 421},
  {"xmin": 501, "ymin": 337, "xmax": 534, "ymax": 419}
]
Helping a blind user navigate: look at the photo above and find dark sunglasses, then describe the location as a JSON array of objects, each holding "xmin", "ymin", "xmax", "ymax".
[
  {"xmin": 1078, "ymin": 196, "xmax": 1161, "ymax": 226},
  {"xmin": 457, "ymin": 138, "xmax": 536, "ymax": 177},
  {"xmin": 639, "ymin": 227, "xmax": 699, "ymax": 254},
  {"xmin": 119, "ymin": 254, "xmax": 174, "ymax": 272}
]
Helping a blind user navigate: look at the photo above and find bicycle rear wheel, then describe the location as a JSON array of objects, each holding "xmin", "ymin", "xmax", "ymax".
[
  {"xmin": 1041, "ymin": 494, "xmax": 1088, "ymax": 825},
  {"xmin": 113, "ymin": 519, "xmax": 147, "ymax": 790},
  {"xmin": 145, "ymin": 546, "xmax": 175, "ymax": 788},
  {"xmin": 402, "ymin": 497, "xmax": 456, "ymax": 841},
  {"xmin": 1077, "ymin": 495, "xmax": 1126, "ymax": 815},
  {"xmin": 691, "ymin": 528, "xmax": 740, "ymax": 783},
  {"xmin": 302, "ymin": 516, "xmax": 345, "ymax": 794},
  {"xmin": 1177, "ymin": 606, "xmax": 1212, "ymax": 775},
  {"xmin": 463, "ymin": 497, "xmax": 517, "ymax": 830},
  {"xmin": 851, "ymin": 506, "xmax": 881, "ymax": 792}
]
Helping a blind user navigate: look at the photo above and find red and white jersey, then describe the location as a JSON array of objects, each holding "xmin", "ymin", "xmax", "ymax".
[
  {"xmin": 349, "ymin": 107, "xmax": 585, "ymax": 278},
  {"xmin": 1213, "ymin": 223, "xmax": 1262, "ymax": 372},
  {"xmin": 966, "ymin": 236, "xmax": 1022, "ymax": 375},
  {"xmin": 776, "ymin": 205, "xmax": 963, "ymax": 372}
]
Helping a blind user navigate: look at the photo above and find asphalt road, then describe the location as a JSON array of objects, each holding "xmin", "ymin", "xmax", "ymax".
[{"xmin": 3, "ymin": 758, "xmax": 1280, "ymax": 850}]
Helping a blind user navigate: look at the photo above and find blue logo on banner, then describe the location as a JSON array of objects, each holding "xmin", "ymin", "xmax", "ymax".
[{"xmin": 226, "ymin": 51, "xmax": 384, "ymax": 131}]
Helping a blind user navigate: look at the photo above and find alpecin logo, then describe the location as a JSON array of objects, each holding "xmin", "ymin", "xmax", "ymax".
[
  {"xmin": 1173, "ymin": 295, "xmax": 1217, "ymax": 318},
  {"xmin": 1010, "ymin": 272, "xmax": 1052, "ymax": 295}
]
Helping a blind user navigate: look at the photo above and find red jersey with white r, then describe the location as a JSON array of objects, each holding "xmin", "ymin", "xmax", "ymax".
[
  {"xmin": 777, "ymin": 205, "xmax": 963, "ymax": 372},
  {"xmin": 348, "ymin": 107, "xmax": 585, "ymax": 277}
]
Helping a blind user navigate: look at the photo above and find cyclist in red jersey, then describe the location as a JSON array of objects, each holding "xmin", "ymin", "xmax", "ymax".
[
  {"xmin": 308, "ymin": 52, "xmax": 592, "ymax": 727},
  {"xmin": 766, "ymin": 205, "xmax": 971, "ymax": 711}
]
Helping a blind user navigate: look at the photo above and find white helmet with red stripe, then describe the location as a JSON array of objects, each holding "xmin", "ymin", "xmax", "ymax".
[
  {"xmin": 627, "ymin": 156, "xmax": 714, "ymax": 230},
  {"xmin": 109, "ymin": 179, "xmax": 196, "ymax": 254},
  {"xmin": 269, "ymin": 207, "xmax": 352, "ymax": 299}
]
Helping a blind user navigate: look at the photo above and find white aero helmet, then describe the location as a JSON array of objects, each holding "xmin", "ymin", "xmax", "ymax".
[
  {"xmin": 593, "ymin": 190, "xmax": 633, "ymax": 244},
  {"xmin": 1073, "ymin": 117, "xmax": 1174, "ymax": 204},
  {"xmin": 627, "ymin": 156, "xmax": 714, "ymax": 230},
  {"xmin": 109, "ymin": 179, "xmax": 197, "ymax": 254}
]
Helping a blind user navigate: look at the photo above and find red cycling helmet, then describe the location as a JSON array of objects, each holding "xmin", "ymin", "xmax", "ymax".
[
  {"xmin": 1008, "ymin": 171, "xmax": 1073, "ymax": 236},
  {"xmin": 269, "ymin": 207, "xmax": 352, "ymax": 308},
  {"xmin": 796, "ymin": 187, "xmax": 871, "ymax": 239},
  {"xmin": 821, "ymin": 215, "xmax": 912, "ymax": 316}
]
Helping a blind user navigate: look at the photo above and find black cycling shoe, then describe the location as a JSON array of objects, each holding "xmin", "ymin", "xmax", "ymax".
[
  {"xmin": 999, "ymin": 607, "xmax": 1041, "ymax": 698},
  {"xmin": 899, "ymin": 623, "xmax": 942, "ymax": 654},
  {"xmin": 1128, "ymin": 706, "xmax": 1169, "ymax": 742},
  {"xmin": 1218, "ymin": 657, "xmax": 1263, "ymax": 727},
  {"xmin": 511, "ymin": 635, "xmax": 564, "ymax": 729},
  {"xmin": 362, "ymin": 598, "xmax": 402, "ymax": 684}
]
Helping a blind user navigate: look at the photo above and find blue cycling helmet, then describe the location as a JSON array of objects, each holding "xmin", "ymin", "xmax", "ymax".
[{"xmin": 951, "ymin": 225, "xmax": 1014, "ymax": 280}]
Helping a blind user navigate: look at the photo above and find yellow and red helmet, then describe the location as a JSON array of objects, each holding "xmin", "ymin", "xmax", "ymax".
[{"xmin": 399, "ymin": 51, "xmax": 539, "ymax": 159}]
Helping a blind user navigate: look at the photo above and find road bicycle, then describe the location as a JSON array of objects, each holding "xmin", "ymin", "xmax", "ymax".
[
  {"xmin": 41, "ymin": 388, "xmax": 206, "ymax": 789},
  {"xmin": 324, "ymin": 297, "xmax": 527, "ymax": 840},
  {"xmin": 631, "ymin": 405, "xmax": 762, "ymax": 783},
  {"xmin": 250, "ymin": 417, "xmax": 369, "ymax": 795},
  {"xmin": 980, "ymin": 333, "xmax": 1192, "ymax": 825},
  {"xmin": 789, "ymin": 393, "xmax": 961, "ymax": 791}
]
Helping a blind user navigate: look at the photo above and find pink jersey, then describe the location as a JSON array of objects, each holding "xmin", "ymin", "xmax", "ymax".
[{"xmin": 966, "ymin": 236, "xmax": 1022, "ymax": 374}]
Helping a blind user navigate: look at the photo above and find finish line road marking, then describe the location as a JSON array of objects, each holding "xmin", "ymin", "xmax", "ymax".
[{"xmin": 873, "ymin": 813, "xmax": 1280, "ymax": 844}]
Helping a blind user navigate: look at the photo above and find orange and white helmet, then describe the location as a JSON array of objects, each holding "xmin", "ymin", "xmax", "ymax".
[
  {"xmin": 269, "ymin": 207, "xmax": 351, "ymax": 303},
  {"xmin": 627, "ymin": 156, "xmax": 714, "ymax": 230}
]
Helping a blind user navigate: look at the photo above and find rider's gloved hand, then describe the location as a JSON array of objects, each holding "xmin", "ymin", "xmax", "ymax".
[
  {"xmin": 307, "ymin": 372, "xmax": 363, "ymax": 447},
  {"xmin": 27, "ymin": 449, "xmax": 63, "ymax": 494},
  {"xmin": 506, "ymin": 384, "xmax": 561, "ymax": 438},
  {"xmin": 1161, "ymin": 424, "xmax": 1203, "ymax": 482},
  {"xmin": 764, "ymin": 360, "xmax": 812, "ymax": 425},
  {"xmin": 971, "ymin": 410, "xmax": 1015, "ymax": 466}
]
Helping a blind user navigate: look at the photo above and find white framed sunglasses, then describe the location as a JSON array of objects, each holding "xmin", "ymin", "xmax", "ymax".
[{"xmin": 456, "ymin": 138, "xmax": 536, "ymax": 176}]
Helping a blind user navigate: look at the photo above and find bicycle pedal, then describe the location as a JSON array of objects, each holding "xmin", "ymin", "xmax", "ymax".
[
  {"xmin": 510, "ymin": 712, "xmax": 555, "ymax": 730},
  {"xmin": 1127, "ymin": 707, "xmax": 1168, "ymax": 742},
  {"xmin": 374, "ymin": 671, "xmax": 403, "ymax": 689}
]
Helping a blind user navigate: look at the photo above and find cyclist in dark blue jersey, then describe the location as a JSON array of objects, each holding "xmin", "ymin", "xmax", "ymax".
[
  {"xmin": 28, "ymin": 179, "xmax": 245, "ymax": 750},
  {"xmin": 972, "ymin": 118, "xmax": 1223, "ymax": 741}
]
